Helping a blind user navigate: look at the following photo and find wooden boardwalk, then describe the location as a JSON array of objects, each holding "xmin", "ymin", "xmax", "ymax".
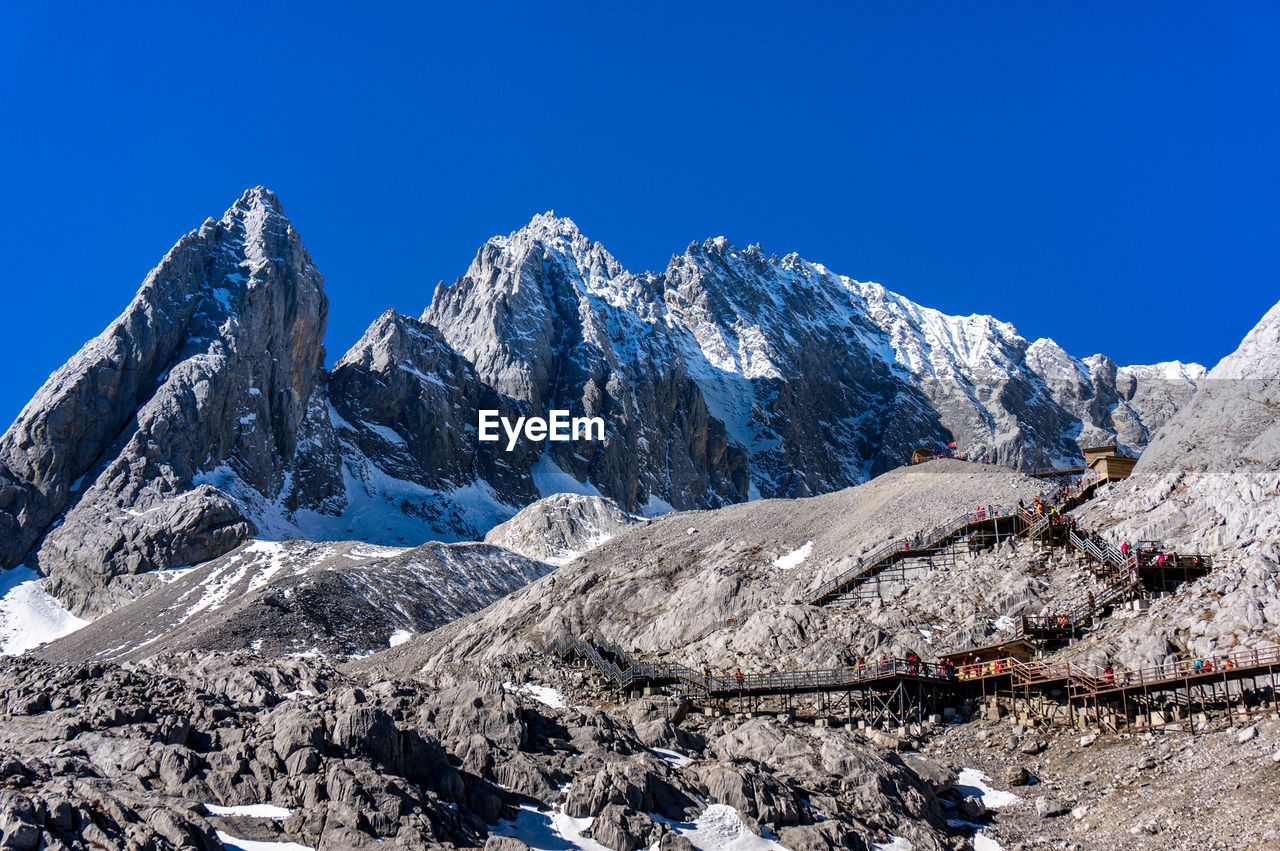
[
  {"xmin": 555, "ymin": 636, "xmax": 1280, "ymax": 731},
  {"xmin": 553, "ymin": 468, "xmax": 1247, "ymax": 732}
]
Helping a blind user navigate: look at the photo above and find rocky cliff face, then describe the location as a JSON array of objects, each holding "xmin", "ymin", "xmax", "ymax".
[
  {"xmin": 421, "ymin": 217, "xmax": 751, "ymax": 513},
  {"xmin": 422, "ymin": 213, "xmax": 1202, "ymax": 508}
]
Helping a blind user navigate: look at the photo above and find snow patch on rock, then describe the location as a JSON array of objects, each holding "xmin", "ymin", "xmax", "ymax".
[
  {"xmin": 773, "ymin": 542, "xmax": 813, "ymax": 570},
  {"xmin": 956, "ymin": 768, "xmax": 1021, "ymax": 809},
  {"xmin": 0, "ymin": 567, "xmax": 89, "ymax": 655}
]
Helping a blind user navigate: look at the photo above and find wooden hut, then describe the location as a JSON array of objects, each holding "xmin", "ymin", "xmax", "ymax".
[{"xmin": 1082, "ymin": 444, "xmax": 1137, "ymax": 483}]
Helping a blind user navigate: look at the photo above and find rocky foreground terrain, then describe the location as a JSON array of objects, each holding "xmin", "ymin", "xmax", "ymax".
[
  {"xmin": 373, "ymin": 460, "xmax": 1051, "ymax": 675},
  {"xmin": 0, "ymin": 650, "xmax": 971, "ymax": 851},
  {"xmin": 4, "ymin": 637, "xmax": 1278, "ymax": 851}
]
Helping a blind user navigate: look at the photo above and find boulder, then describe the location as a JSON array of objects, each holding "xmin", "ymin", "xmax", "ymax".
[
  {"xmin": 1003, "ymin": 766, "xmax": 1030, "ymax": 787},
  {"xmin": 274, "ymin": 707, "xmax": 326, "ymax": 760},
  {"xmin": 485, "ymin": 836, "xmax": 532, "ymax": 851},
  {"xmin": 714, "ymin": 718, "xmax": 824, "ymax": 784},
  {"xmin": 777, "ymin": 822, "xmax": 869, "ymax": 851},
  {"xmin": 901, "ymin": 755, "xmax": 956, "ymax": 796},
  {"xmin": 564, "ymin": 757, "xmax": 699, "ymax": 821},
  {"xmin": 0, "ymin": 791, "xmax": 40, "ymax": 851},
  {"xmin": 587, "ymin": 804, "xmax": 664, "ymax": 851},
  {"xmin": 694, "ymin": 762, "xmax": 802, "ymax": 826}
]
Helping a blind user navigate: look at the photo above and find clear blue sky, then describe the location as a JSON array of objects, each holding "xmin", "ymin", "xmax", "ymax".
[{"xmin": 2, "ymin": 3, "xmax": 1277, "ymax": 428}]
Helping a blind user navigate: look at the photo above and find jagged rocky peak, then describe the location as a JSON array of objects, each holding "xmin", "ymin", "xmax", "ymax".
[
  {"xmin": 1020, "ymin": 339, "xmax": 1206, "ymax": 455},
  {"xmin": 329, "ymin": 308, "xmax": 540, "ymax": 502},
  {"xmin": 1024, "ymin": 337, "xmax": 1083, "ymax": 379},
  {"xmin": 1208, "ymin": 297, "xmax": 1280, "ymax": 380},
  {"xmin": 0, "ymin": 186, "xmax": 332, "ymax": 617},
  {"xmin": 421, "ymin": 211, "xmax": 650, "ymax": 406},
  {"xmin": 336, "ymin": 308, "xmax": 452, "ymax": 374},
  {"xmin": 419, "ymin": 212, "xmax": 1212, "ymax": 501},
  {"xmin": 422, "ymin": 213, "xmax": 748, "ymax": 514}
]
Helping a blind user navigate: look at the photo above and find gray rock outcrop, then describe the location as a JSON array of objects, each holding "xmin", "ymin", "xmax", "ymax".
[
  {"xmin": 1070, "ymin": 296, "xmax": 1280, "ymax": 667},
  {"xmin": 484, "ymin": 493, "xmax": 639, "ymax": 564}
]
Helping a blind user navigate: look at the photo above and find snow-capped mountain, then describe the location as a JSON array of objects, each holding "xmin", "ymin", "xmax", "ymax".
[{"xmin": 0, "ymin": 191, "xmax": 1204, "ymax": 619}]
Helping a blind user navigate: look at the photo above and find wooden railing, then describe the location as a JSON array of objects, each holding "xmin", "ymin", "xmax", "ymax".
[
  {"xmin": 1067, "ymin": 644, "xmax": 1280, "ymax": 696},
  {"xmin": 552, "ymin": 636, "xmax": 1280, "ymax": 710}
]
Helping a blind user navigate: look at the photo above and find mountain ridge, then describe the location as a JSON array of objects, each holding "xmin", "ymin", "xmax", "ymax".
[{"xmin": 0, "ymin": 190, "xmax": 1209, "ymax": 619}]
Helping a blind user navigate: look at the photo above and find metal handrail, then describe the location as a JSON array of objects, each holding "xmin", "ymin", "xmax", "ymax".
[
  {"xmin": 552, "ymin": 636, "xmax": 1280, "ymax": 706},
  {"xmin": 552, "ymin": 636, "xmax": 953, "ymax": 695},
  {"xmin": 806, "ymin": 505, "xmax": 1023, "ymax": 606}
]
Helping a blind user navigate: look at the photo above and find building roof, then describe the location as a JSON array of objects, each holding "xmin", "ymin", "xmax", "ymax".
[
  {"xmin": 1081, "ymin": 444, "xmax": 1118, "ymax": 453},
  {"xmin": 939, "ymin": 638, "xmax": 1037, "ymax": 662}
]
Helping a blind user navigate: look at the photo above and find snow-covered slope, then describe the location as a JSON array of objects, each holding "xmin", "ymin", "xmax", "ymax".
[
  {"xmin": 0, "ymin": 567, "xmax": 88, "ymax": 654},
  {"xmin": 39, "ymin": 538, "xmax": 553, "ymax": 663}
]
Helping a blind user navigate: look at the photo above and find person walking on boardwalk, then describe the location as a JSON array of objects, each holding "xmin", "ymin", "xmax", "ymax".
[{"xmin": 734, "ymin": 668, "xmax": 744, "ymax": 688}]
